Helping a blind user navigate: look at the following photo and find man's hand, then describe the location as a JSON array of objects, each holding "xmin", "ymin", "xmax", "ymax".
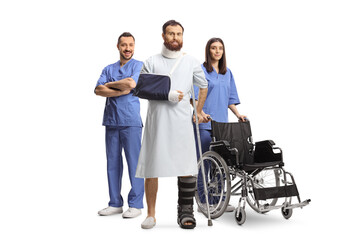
[
  {"xmin": 177, "ymin": 90, "xmax": 184, "ymax": 101},
  {"xmin": 169, "ymin": 90, "xmax": 184, "ymax": 102}
]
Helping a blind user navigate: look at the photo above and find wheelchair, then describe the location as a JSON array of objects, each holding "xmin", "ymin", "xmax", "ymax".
[{"xmin": 195, "ymin": 120, "xmax": 310, "ymax": 225}]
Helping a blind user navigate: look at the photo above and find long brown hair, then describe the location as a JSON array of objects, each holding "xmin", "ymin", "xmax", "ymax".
[{"xmin": 203, "ymin": 38, "xmax": 227, "ymax": 74}]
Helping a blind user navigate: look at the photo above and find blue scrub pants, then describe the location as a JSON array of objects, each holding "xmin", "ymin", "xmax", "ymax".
[
  {"xmin": 194, "ymin": 127, "xmax": 212, "ymax": 159},
  {"xmin": 105, "ymin": 126, "xmax": 144, "ymax": 208}
]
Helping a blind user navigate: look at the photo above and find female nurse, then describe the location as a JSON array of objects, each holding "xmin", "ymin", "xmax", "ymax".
[{"xmin": 193, "ymin": 37, "xmax": 246, "ymax": 212}]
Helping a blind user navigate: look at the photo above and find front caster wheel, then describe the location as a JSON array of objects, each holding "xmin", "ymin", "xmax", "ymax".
[
  {"xmin": 235, "ymin": 207, "xmax": 246, "ymax": 225},
  {"xmin": 281, "ymin": 204, "xmax": 293, "ymax": 219}
]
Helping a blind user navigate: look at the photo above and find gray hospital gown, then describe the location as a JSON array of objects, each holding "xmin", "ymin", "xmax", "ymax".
[{"xmin": 135, "ymin": 53, "xmax": 207, "ymax": 178}]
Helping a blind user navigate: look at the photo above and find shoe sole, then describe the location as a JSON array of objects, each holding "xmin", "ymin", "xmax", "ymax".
[
  {"xmin": 122, "ymin": 213, "xmax": 141, "ymax": 218},
  {"xmin": 141, "ymin": 223, "xmax": 156, "ymax": 229},
  {"xmin": 98, "ymin": 211, "xmax": 123, "ymax": 216}
]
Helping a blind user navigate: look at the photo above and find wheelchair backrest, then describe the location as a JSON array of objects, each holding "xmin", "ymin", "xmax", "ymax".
[{"xmin": 211, "ymin": 120, "xmax": 254, "ymax": 166}]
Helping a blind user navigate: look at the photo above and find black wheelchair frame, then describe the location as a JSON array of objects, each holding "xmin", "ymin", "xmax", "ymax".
[{"xmin": 195, "ymin": 120, "xmax": 310, "ymax": 225}]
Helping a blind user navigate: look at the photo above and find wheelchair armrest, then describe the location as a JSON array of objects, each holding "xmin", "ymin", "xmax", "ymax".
[
  {"xmin": 210, "ymin": 140, "xmax": 231, "ymax": 148},
  {"xmin": 272, "ymin": 147, "xmax": 282, "ymax": 154},
  {"xmin": 254, "ymin": 140, "xmax": 283, "ymax": 163},
  {"xmin": 255, "ymin": 140, "xmax": 282, "ymax": 154},
  {"xmin": 255, "ymin": 140, "xmax": 276, "ymax": 147},
  {"xmin": 209, "ymin": 140, "xmax": 239, "ymax": 166},
  {"xmin": 209, "ymin": 140, "xmax": 237, "ymax": 156}
]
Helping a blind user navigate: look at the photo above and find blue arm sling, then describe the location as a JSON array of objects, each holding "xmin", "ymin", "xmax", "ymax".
[{"xmin": 133, "ymin": 54, "xmax": 184, "ymax": 100}]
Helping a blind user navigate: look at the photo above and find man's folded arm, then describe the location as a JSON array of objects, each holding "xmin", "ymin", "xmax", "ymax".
[
  {"xmin": 104, "ymin": 78, "xmax": 136, "ymax": 91},
  {"xmin": 95, "ymin": 85, "xmax": 131, "ymax": 97}
]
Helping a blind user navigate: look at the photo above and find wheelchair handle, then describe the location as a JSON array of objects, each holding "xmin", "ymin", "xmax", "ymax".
[{"xmin": 239, "ymin": 117, "xmax": 249, "ymax": 122}]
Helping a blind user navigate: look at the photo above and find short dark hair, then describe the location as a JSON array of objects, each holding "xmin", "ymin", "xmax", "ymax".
[
  {"xmin": 162, "ymin": 20, "xmax": 184, "ymax": 34},
  {"xmin": 117, "ymin": 32, "xmax": 135, "ymax": 45},
  {"xmin": 203, "ymin": 38, "xmax": 227, "ymax": 74}
]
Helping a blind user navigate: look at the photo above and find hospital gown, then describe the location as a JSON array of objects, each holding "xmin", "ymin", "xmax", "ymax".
[{"xmin": 135, "ymin": 53, "xmax": 207, "ymax": 178}]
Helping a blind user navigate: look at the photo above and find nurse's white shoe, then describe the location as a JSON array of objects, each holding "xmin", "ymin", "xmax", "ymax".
[
  {"xmin": 98, "ymin": 206, "xmax": 123, "ymax": 216},
  {"xmin": 122, "ymin": 207, "xmax": 142, "ymax": 218}
]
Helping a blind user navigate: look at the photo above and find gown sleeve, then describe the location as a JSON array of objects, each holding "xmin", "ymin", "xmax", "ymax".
[
  {"xmin": 193, "ymin": 61, "xmax": 208, "ymax": 89},
  {"xmin": 141, "ymin": 56, "xmax": 154, "ymax": 74}
]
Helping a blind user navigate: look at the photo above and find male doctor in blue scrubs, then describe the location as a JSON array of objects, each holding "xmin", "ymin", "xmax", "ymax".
[{"xmin": 95, "ymin": 32, "xmax": 144, "ymax": 218}]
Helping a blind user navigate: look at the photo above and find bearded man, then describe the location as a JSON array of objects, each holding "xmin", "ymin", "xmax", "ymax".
[
  {"xmin": 135, "ymin": 20, "xmax": 208, "ymax": 229},
  {"xmin": 95, "ymin": 32, "xmax": 144, "ymax": 218}
]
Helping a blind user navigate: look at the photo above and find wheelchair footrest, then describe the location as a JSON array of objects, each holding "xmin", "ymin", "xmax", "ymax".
[
  {"xmin": 283, "ymin": 199, "xmax": 311, "ymax": 210},
  {"xmin": 259, "ymin": 199, "xmax": 311, "ymax": 212},
  {"xmin": 253, "ymin": 185, "xmax": 299, "ymax": 201}
]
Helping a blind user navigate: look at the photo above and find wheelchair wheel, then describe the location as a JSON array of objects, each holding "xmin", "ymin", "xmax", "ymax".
[
  {"xmin": 281, "ymin": 203, "xmax": 293, "ymax": 219},
  {"xmin": 246, "ymin": 168, "xmax": 280, "ymax": 213},
  {"xmin": 195, "ymin": 151, "xmax": 231, "ymax": 219},
  {"xmin": 235, "ymin": 207, "xmax": 246, "ymax": 225}
]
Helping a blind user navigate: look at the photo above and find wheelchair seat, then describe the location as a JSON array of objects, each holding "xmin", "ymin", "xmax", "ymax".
[{"xmin": 210, "ymin": 120, "xmax": 283, "ymax": 170}]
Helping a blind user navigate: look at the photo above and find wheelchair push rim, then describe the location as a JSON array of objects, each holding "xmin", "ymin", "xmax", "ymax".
[{"xmin": 195, "ymin": 151, "xmax": 231, "ymax": 219}]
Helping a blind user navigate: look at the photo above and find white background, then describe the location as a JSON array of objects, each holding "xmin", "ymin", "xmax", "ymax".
[{"xmin": 0, "ymin": 0, "xmax": 359, "ymax": 239}]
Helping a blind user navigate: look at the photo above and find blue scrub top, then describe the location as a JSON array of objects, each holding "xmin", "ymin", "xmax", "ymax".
[
  {"xmin": 96, "ymin": 58, "xmax": 143, "ymax": 127},
  {"xmin": 194, "ymin": 64, "xmax": 240, "ymax": 130}
]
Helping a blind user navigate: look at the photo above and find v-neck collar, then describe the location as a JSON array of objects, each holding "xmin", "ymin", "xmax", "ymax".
[{"xmin": 118, "ymin": 58, "xmax": 133, "ymax": 72}]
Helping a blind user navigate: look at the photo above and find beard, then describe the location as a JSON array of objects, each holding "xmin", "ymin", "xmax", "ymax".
[
  {"xmin": 164, "ymin": 39, "xmax": 183, "ymax": 51},
  {"xmin": 120, "ymin": 50, "xmax": 134, "ymax": 60}
]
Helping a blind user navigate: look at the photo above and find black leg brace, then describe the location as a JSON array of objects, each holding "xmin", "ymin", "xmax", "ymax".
[{"xmin": 177, "ymin": 176, "xmax": 196, "ymax": 229}]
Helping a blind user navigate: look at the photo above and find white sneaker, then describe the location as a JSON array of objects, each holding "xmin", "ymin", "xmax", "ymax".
[
  {"xmin": 98, "ymin": 206, "xmax": 123, "ymax": 216},
  {"xmin": 122, "ymin": 207, "xmax": 142, "ymax": 218}
]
